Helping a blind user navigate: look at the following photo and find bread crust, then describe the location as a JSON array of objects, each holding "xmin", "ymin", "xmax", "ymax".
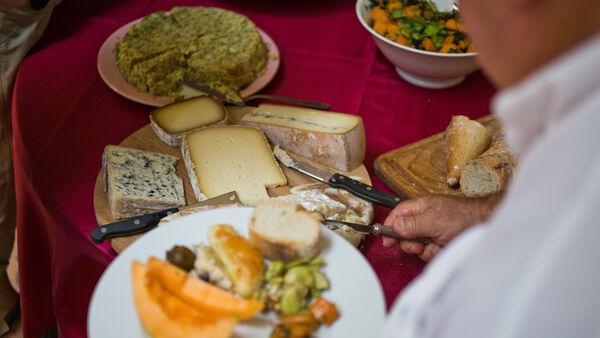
[
  {"xmin": 445, "ymin": 115, "xmax": 492, "ymax": 186},
  {"xmin": 460, "ymin": 136, "xmax": 516, "ymax": 197},
  {"xmin": 249, "ymin": 199, "xmax": 321, "ymax": 262}
]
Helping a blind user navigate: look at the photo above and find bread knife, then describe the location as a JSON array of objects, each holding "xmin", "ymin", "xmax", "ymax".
[
  {"xmin": 90, "ymin": 191, "xmax": 240, "ymax": 244},
  {"xmin": 323, "ymin": 220, "xmax": 432, "ymax": 244},
  {"xmin": 274, "ymin": 148, "xmax": 403, "ymax": 209}
]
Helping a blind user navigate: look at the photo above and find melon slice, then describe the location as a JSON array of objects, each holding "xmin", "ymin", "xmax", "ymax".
[
  {"xmin": 146, "ymin": 257, "xmax": 264, "ymax": 319},
  {"xmin": 131, "ymin": 261, "xmax": 237, "ymax": 338}
]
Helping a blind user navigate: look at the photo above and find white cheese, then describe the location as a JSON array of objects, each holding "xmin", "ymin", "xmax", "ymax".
[
  {"xmin": 181, "ymin": 125, "xmax": 287, "ymax": 206},
  {"xmin": 150, "ymin": 96, "xmax": 228, "ymax": 147},
  {"xmin": 102, "ymin": 145, "xmax": 185, "ymax": 219},
  {"xmin": 239, "ymin": 104, "xmax": 366, "ymax": 171}
]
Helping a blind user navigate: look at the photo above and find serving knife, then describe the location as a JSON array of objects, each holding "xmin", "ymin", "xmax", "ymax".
[
  {"xmin": 323, "ymin": 220, "xmax": 432, "ymax": 244},
  {"xmin": 91, "ymin": 191, "xmax": 240, "ymax": 244},
  {"xmin": 274, "ymin": 148, "xmax": 403, "ymax": 209}
]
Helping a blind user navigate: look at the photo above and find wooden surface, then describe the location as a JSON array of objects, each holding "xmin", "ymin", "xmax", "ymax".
[
  {"xmin": 93, "ymin": 106, "xmax": 371, "ymax": 253},
  {"xmin": 373, "ymin": 115, "xmax": 501, "ymax": 199}
]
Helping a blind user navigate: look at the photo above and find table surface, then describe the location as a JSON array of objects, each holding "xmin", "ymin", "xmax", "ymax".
[{"xmin": 11, "ymin": 0, "xmax": 495, "ymax": 337}]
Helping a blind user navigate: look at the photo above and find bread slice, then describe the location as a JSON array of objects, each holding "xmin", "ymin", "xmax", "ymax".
[
  {"xmin": 150, "ymin": 96, "xmax": 228, "ymax": 147},
  {"xmin": 102, "ymin": 145, "xmax": 185, "ymax": 219},
  {"xmin": 249, "ymin": 199, "xmax": 321, "ymax": 262},
  {"xmin": 207, "ymin": 224, "xmax": 264, "ymax": 298},
  {"xmin": 239, "ymin": 104, "xmax": 366, "ymax": 171},
  {"xmin": 445, "ymin": 115, "xmax": 492, "ymax": 186},
  {"xmin": 460, "ymin": 136, "xmax": 516, "ymax": 197}
]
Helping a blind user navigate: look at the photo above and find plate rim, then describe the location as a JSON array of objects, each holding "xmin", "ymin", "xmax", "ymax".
[
  {"xmin": 87, "ymin": 206, "xmax": 386, "ymax": 338},
  {"xmin": 97, "ymin": 15, "xmax": 280, "ymax": 107}
]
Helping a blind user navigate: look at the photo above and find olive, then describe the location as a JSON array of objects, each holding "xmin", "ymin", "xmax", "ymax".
[{"xmin": 166, "ymin": 245, "xmax": 196, "ymax": 272}]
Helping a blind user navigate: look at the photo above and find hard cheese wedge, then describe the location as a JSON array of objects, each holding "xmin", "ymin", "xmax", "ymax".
[
  {"xmin": 150, "ymin": 96, "xmax": 228, "ymax": 147},
  {"xmin": 239, "ymin": 104, "xmax": 366, "ymax": 170},
  {"xmin": 181, "ymin": 125, "xmax": 286, "ymax": 206},
  {"xmin": 102, "ymin": 145, "xmax": 185, "ymax": 219}
]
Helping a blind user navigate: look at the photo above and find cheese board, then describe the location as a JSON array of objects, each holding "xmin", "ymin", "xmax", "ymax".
[
  {"xmin": 373, "ymin": 115, "xmax": 501, "ymax": 199},
  {"xmin": 93, "ymin": 107, "xmax": 372, "ymax": 253}
]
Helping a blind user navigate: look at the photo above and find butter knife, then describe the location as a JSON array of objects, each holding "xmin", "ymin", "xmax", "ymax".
[
  {"xmin": 91, "ymin": 191, "xmax": 240, "ymax": 244},
  {"xmin": 323, "ymin": 220, "xmax": 432, "ymax": 244},
  {"xmin": 274, "ymin": 148, "xmax": 403, "ymax": 209}
]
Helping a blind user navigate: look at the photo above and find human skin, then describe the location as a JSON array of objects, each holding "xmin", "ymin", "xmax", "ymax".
[
  {"xmin": 384, "ymin": 0, "xmax": 600, "ymax": 261},
  {"xmin": 0, "ymin": 0, "xmax": 28, "ymax": 11}
]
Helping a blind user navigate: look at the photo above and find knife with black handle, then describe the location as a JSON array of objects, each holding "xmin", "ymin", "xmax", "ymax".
[
  {"xmin": 90, "ymin": 191, "xmax": 240, "ymax": 244},
  {"xmin": 274, "ymin": 148, "xmax": 403, "ymax": 209}
]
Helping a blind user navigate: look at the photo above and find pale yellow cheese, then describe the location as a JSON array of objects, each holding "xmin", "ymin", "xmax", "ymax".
[
  {"xmin": 182, "ymin": 125, "xmax": 286, "ymax": 206},
  {"xmin": 239, "ymin": 104, "xmax": 366, "ymax": 171},
  {"xmin": 240, "ymin": 103, "xmax": 361, "ymax": 134},
  {"xmin": 150, "ymin": 96, "xmax": 228, "ymax": 146}
]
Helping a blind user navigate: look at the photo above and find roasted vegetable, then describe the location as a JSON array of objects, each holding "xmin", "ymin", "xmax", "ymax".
[{"xmin": 370, "ymin": 0, "xmax": 473, "ymax": 53}]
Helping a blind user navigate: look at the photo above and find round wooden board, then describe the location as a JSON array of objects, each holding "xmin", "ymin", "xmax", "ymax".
[{"xmin": 93, "ymin": 120, "xmax": 371, "ymax": 253}]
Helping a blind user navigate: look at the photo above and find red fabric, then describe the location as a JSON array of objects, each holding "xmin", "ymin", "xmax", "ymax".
[{"xmin": 12, "ymin": 0, "xmax": 495, "ymax": 336}]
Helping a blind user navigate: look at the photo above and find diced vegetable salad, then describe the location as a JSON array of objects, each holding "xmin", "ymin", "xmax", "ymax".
[{"xmin": 369, "ymin": 0, "xmax": 474, "ymax": 53}]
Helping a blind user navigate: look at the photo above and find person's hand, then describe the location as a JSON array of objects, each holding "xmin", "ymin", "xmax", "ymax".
[{"xmin": 382, "ymin": 193, "xmax": 502, "ymax": 261}]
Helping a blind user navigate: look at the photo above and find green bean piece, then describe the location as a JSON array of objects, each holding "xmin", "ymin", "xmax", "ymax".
[
  {"xmin": 313, "ymin": 271, "xmax": 330, "ymax": 290},
  {"xmin": 309, "ymin": 257, "xmax": 325, "ymax": 266},
  {"xmin": 284, "ymin": 266, "xmax": 315, "ymax": 288},
  {"xmin": 285, "ymin": 257, "xmax": 312, "ymax": 270},
  {"xmin": 280, "ymin": 286, "xmax": 303, "ymax": 315},
  {"xmin": 265, "ymin": 261, "xmax": 285, "ymax": 280}
]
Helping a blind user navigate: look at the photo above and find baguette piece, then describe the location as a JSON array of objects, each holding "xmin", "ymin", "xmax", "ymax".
[
  {"xmin": 460, "ymin": 136, "xmax": 516, "ymax": 197},
  {"xmin": 239, "ymin": 104, "xmax": 365, "ymax": 171},
  {"xmin": 150, "ymin": 96, "xmax": 228, "ymax": 147},
  {"xmin": 181, "ymin": 125, "xmax": 287, "ymax": 206},
  {"xmin": 207, "ymin": 224, "xmax": 264, "ymax": 298},
  {"xmin": 249, "ymin": 199, "xmax": 321, "ymax": 262},
  {"xmin": 102, "ymin": 145, "xmax": 185, "ymax": 219},
  {"xmin": 445, "ymin": 115, "xmax": 492, "ymax": 186}
]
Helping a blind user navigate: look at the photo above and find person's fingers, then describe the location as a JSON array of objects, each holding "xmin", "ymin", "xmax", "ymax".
[
  {"xmin": 419, "ymin": 243, "xmax": 441, "ymax": 261},
  {"xmin": 382, "ymin": 236, "xmax": 397, "ymax": 247},
  {"xmin": 384, "ymin": 198, "xmax": 423, "ymax": 224},
  {"xmin": 399, "ymin": 240, "xmax": 424, "ymax": 255}
]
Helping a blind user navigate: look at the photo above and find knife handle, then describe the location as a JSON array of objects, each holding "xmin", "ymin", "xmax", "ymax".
[
  {"xmin": 90, "ymin": 207, "xmax": 179, "ymax": 244},
  {"xmin": 328, "ymin": 174, "xmax": 402, "ymax": 209},
  {"xmin": 373, "ymin": 223, "xmax": 433, "ymax": 245}
]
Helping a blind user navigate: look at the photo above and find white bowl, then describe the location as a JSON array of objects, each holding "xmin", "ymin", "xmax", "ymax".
[{"xmin": 356, "ymin": 0, "xmax": 479, "ymax": 89}]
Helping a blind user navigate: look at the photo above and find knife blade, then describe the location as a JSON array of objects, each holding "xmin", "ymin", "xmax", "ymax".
[
  {"xmin": 274, "ymin": 147, "xmax": 403, "ymax": 209},
  {"xmin": 322, "ymin": 220, "xmax": 432, "ymax": 244},
  {"xmin": 90, "ymin": 191, "xmax": 241, "ymax": 244}
]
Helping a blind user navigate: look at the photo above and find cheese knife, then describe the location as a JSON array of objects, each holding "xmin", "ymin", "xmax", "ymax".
[
  {"xmin": 323, "ymin": 220, "xmax": 432, "ymax": 244},
  {"xmin": 90, "ymin": 191, "xmax": 241, "ymax": 244},
  {"xmin": 274, "ymin": 148, "xmax": 403, "ymax": 209}
]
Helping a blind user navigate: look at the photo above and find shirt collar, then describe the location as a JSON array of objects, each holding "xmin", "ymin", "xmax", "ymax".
[{"xmin": 492, "ymin": 31, "xmax": 600, "ymax": 158}]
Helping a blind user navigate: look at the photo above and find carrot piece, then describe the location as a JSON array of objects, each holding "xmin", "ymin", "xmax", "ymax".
[
  {"xmin": 403, "ymin": 5, "xmax": 421, "ymax": 18},
  {"xmin": 395, "ymin": 34, "xmax": 409, "ymax": 45},
  {"xmin": 440, "ymin": 43, "xmax": 459, "ymax": 53},
  {"xmin": 373, "ymin": 21, "xmax": 387, "ymax": 35},
  {"xmin": 309, "ymin": 297, "xmax": 339, "ymax": 326},
  {"xmin": 387, "ymin": 1, "xmax": 402, "ymax": 12},
  {"xmin": 445, "ymin": 18, "xmax": 466, "ymax": 33},
  {"xmin": 442, "ymin": 35, "xmax": 455, "ymax": 45},
  {"xmin": 371, "ymin": 7, "xmax": 389, "ymax": 22},
  {"xmin": 467, "ymin": 44, "xmax": 476, "ymax": 53},
  {"xmin": 386, "ymin": 23, "xmax": 399, "ymax": 35},
  {"xmin": 421, "ymin": 37, "xmax": 437, "ymax": 52}
]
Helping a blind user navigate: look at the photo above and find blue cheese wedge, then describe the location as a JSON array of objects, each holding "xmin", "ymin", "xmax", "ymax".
[
  {"xmin": 239, "ymin": 104, "xmax": 366, "ymax": 171},
  {"xmin": 102, "ymin": 145, "xmax": 185, "ymax": 219}
]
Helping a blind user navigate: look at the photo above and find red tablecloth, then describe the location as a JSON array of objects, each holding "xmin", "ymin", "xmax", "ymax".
[{"xmin": 12, "ymin": 0, "xmax": 495, "ymax": 336}]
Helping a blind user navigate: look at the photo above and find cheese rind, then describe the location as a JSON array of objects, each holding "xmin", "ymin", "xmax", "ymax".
[
  {"xmin": 150, "ymin": 96, "xmax": 228, "ymax": 147},
  {"xmin": 102, "ymin": 145, "xmax": 185, "ymax": 219},
  {"xmin": 239, "ymin": 104, "xmax": 366, "ymax": 170},
  {"xmin": 181, "ymin": 125, "xmax": 287, "ymax": 206}
]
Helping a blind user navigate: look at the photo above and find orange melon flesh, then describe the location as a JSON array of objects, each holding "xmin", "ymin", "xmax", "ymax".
[
  {"xmin": 131, "ymin": 261, "xmax": 237, "ymax": 338},
  {"xmin": 146, "ymin": 256, "xmax": 264, "ymax": 319}
]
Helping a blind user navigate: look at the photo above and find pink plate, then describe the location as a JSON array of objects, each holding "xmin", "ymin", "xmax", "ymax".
[{"xmin": 97, "ymin": 18, "xmax": 280, "ymax": 107}]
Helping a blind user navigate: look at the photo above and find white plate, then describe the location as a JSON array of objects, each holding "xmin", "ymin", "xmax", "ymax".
[
  {"xmin": 87, "ymin": 206, "xmax": 386, "ymax": 338},
  {"xmin": 97, "ymin": 18, "xmax": 280, "ymax": 107}
]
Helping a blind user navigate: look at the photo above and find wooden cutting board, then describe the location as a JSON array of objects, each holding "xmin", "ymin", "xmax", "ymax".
[
  {"xmin": 373, "ymin": 115, "xmax": 501, "ymax": 199},
  {"xmin": 93, "ymin": 106, "xmax": 371, "ymax": 253}
]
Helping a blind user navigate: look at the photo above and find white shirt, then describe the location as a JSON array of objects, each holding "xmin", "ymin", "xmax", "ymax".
[{"xmin": 381, "ymin": 31, "xmax": 600, "ymax": 338}]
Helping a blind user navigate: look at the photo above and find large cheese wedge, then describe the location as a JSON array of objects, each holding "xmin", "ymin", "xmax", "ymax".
[
  {"xmin": 239, "ymin": 104, "xmax": 366, "ymax": 171},
  {"xmin": 181, "ymin": 125, "xmax": 287, "ymax": 206},
  {"xmin": 102, "ymin": 145, "xmax": 185, "ymax": 219},
  {"xmin": 150, "ymin": 96, "xmax": 228, "ymax": 147}
]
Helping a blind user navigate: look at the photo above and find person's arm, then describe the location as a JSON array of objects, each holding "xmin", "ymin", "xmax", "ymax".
[{"xmin": 382, "ymin": 193, "xmax": 503, "ymax": 261}]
